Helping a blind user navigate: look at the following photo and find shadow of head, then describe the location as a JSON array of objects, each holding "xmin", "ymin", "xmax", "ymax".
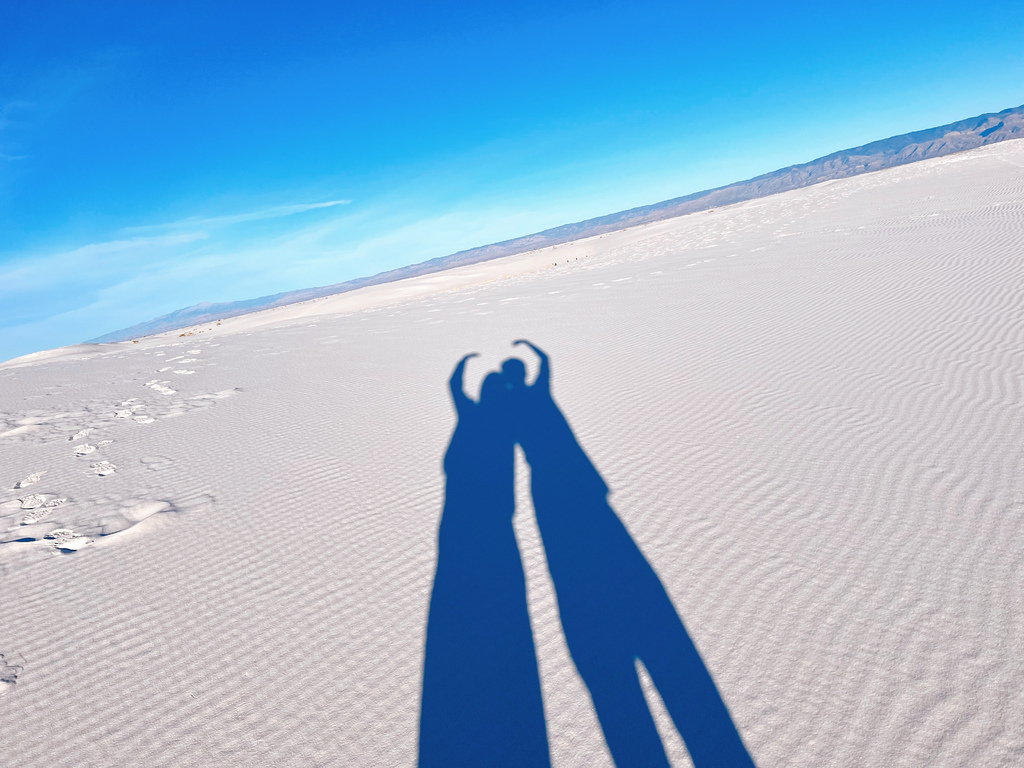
[
  {"xmin": 480, "ymin": 371, "xmax": 509, "ymax": 406},
  {"xmin": 501, "ymin": 358, "xmax": 526, "ymax": 390}
]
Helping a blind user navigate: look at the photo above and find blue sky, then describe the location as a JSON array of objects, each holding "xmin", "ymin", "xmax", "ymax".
[{"xmin": 1, "ymin": 1, "xmax": 1022, "ymax": 362}]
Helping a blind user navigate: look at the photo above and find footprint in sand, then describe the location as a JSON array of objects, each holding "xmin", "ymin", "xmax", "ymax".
[
  {"xmin": 46, "ymin": 528, "xmax": 91, "ymax": 552},
  {"xmin": 14, "ymin": 471, "xmax": 46, "ymax": 489},
  {"xmin": 69, "ymin": 429, "xmax": 93, "ymax": 442},
  {"xmin": 134, "ymin": 415, "xmax": 155, "ymax": 424},
  {"xmin": 73, "ymin": 443, "xmax": 96, "ymax": 456},
  {"xmin": 90, "ymin": 461, "xmax": 117, "ymax": 477},
  {"xmin": 173, "ymin": 370, "xmax": 196, "ymax": 375},
  {"xmin": 0, "ymin": 652, "xmax": 24, "ymax": 696},
  {"xmin": 2, "ymin": 498, "xmax": 176, "ymax": 555},
  {"xmin": 18, "ymin": 494, "xmax": 47, "ymax": 510},
  {"xmin": 115, "ymin": 399, "xmax": 149, "ymax": 419},
  {"xmin": 20, "ymin": 498, "xmax": 66, "ymax": 525},
  {"xmin": 145, "ymin": 380, "xmax": 176, "ymax": 396},
  {"xmin": 191, "ymin": 389, "xmax": 240, "ymax": 401}
]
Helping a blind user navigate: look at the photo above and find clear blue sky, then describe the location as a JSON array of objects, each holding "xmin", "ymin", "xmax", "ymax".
[{"xmin": 2, "ymin": 0, "xmax": 1022, "ymax": 362}]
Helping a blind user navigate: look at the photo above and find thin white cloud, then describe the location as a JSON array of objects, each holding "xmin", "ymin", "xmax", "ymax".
[
  {"xmin": 0, "ymin": 231, "xmax": 209, "ymax": 295},
  {"xmin": 122, "ymin": 199, "xmax": 352, "ymax": 235},
  {"xmin": 198, "ymin": 199, "xmax": 352, "ymax": 226},
  {"xmin": 66, "ymin": 231, "xmax": 209, "ymax": 256},
  {"xmin": 0, "ymin": 99, "xmax": 35, "ymax": 129},
  {"xmin": 0, "ymin": 100, "xmax": 36, "ymax": 162}
]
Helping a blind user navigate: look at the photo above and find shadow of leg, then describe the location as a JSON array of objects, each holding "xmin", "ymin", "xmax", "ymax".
[
  {"xmin": 577, "ymin": 659, "xmax": 672, "ymax": 768},
  {"xmin": 641, "ymin": 617, "xmax": 756, "ymax": 768},
  {"xmin": 419, "ymin": 362, "xmax": 550, "ymax": 767},
  {"xmin": 420, "ymin": 529, "xmax": 550, "ymax": 767},
  {"xmin": 517, "ymin": 377, "xmax": 755, "ymax": 767}
]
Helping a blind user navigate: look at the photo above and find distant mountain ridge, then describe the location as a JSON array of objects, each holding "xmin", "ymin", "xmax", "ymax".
[{"xmin": 91, "ymin": 104, "xmax": 1024, "ymax": 343}]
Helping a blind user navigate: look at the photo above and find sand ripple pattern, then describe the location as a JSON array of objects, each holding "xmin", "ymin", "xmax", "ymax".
[{"xmin": 1, "ymin": 141, "xmax": 1024, "ymax": 766}]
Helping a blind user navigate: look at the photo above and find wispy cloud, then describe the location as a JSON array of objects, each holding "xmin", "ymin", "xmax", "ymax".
[
  {"xmin": 122, "ymin": 199, "xmax": 352, "ymax": 235},
  {"xmin": 0, "ymin": 231, "xmax": 209, "ymax": 298},
  {"xmin": 197, "ymin": 199, "xmax": 352, "ymax": 226},
  {"xmin": 0, "ymin": 49, "xmax": 141, "ymax": 171},
  {"xmin": 0, "ymin": 100, "xmax": 36, "ymax": 163},
  {"xmin": 65, "ymin": 230, "xmax": 209, "ymax": 256},
  {"xmin": 0, "ymin": 100, "xmax": 35, "ymax": 130},
  {"xmin": 0, "ymin": 188, "xmax": 558, "ymax": 363}
]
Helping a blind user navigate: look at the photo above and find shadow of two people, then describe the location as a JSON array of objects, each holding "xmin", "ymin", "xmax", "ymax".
[{"xmin": 419, "ymin": 342, "xmax": 754, "ymax": 768}]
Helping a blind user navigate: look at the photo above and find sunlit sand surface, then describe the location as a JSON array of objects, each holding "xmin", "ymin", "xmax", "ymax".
[{"xmin": 2, "ymin": 140, "xmax": 1024, "ymax": 766}]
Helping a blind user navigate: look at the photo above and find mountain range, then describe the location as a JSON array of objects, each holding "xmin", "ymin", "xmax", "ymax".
[{"xmin": 91, "ymin": 104, "xmax": 1024, "ymax": 343}]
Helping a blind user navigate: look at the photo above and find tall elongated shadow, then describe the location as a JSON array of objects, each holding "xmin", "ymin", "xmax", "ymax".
[
  {"xmin": 507, "ymin": 341, "xmax": 756, "ymax": 768},
  {"xmin": 418, "ymin": 355, "xmax": 550, "ymax": 767}
]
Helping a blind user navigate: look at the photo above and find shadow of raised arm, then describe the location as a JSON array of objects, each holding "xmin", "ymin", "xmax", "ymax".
[
  {"xmin": 512, "ymin": 340, "xmax": 549, "ymax": 393},
  {"xmin": 449, "ymin": 353, "xmax": 479, "ymax": 416}
]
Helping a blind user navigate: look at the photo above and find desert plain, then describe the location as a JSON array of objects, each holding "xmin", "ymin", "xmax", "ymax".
[{"xmin": 2, "ymin": 140, "xmax": 1024, "ymax": 766}]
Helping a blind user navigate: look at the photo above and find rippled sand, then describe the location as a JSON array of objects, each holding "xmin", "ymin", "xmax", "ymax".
[{"xmin": 2, "ymin": 140, "xmax": 1023, "ymax": 766}]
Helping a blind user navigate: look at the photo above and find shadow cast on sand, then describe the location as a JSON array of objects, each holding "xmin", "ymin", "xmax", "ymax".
[
  {"xmin": 419, "ymin": 344, "xmax": 755, "ymax": 768},
  {"xmin": 418, "ymin": 355, "xmax": 550, "ymax": 767}
]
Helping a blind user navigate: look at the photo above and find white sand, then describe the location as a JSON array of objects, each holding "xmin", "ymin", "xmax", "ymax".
[{"xmin": 2, "ymin": 140, "xmax": 1024, "ymax": 766}]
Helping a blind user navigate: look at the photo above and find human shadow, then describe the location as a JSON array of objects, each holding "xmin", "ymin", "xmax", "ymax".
[
  {"xmin": 418, "ymin": 354, "xmax": 551, "ymax": 767},
  {"xmin": 505, "ymin": 341, "xmax": 756, "ymax": 768}
]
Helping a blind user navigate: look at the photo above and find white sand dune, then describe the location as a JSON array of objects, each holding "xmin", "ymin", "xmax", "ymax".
[{"xmin": 2, "ymin": 140, "xmax": 1024, "ymax": 766}]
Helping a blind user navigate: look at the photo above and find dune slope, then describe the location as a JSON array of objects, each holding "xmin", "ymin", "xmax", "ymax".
[{"xmin": 2, "ymin": 140, "xmax": 1024, "ymax": 766}]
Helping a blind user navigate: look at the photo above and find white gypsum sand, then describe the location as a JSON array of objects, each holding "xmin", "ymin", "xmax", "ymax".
[{"xmin": 1, "ymin": 139, "xmax": 1023, "ymax": 766}]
